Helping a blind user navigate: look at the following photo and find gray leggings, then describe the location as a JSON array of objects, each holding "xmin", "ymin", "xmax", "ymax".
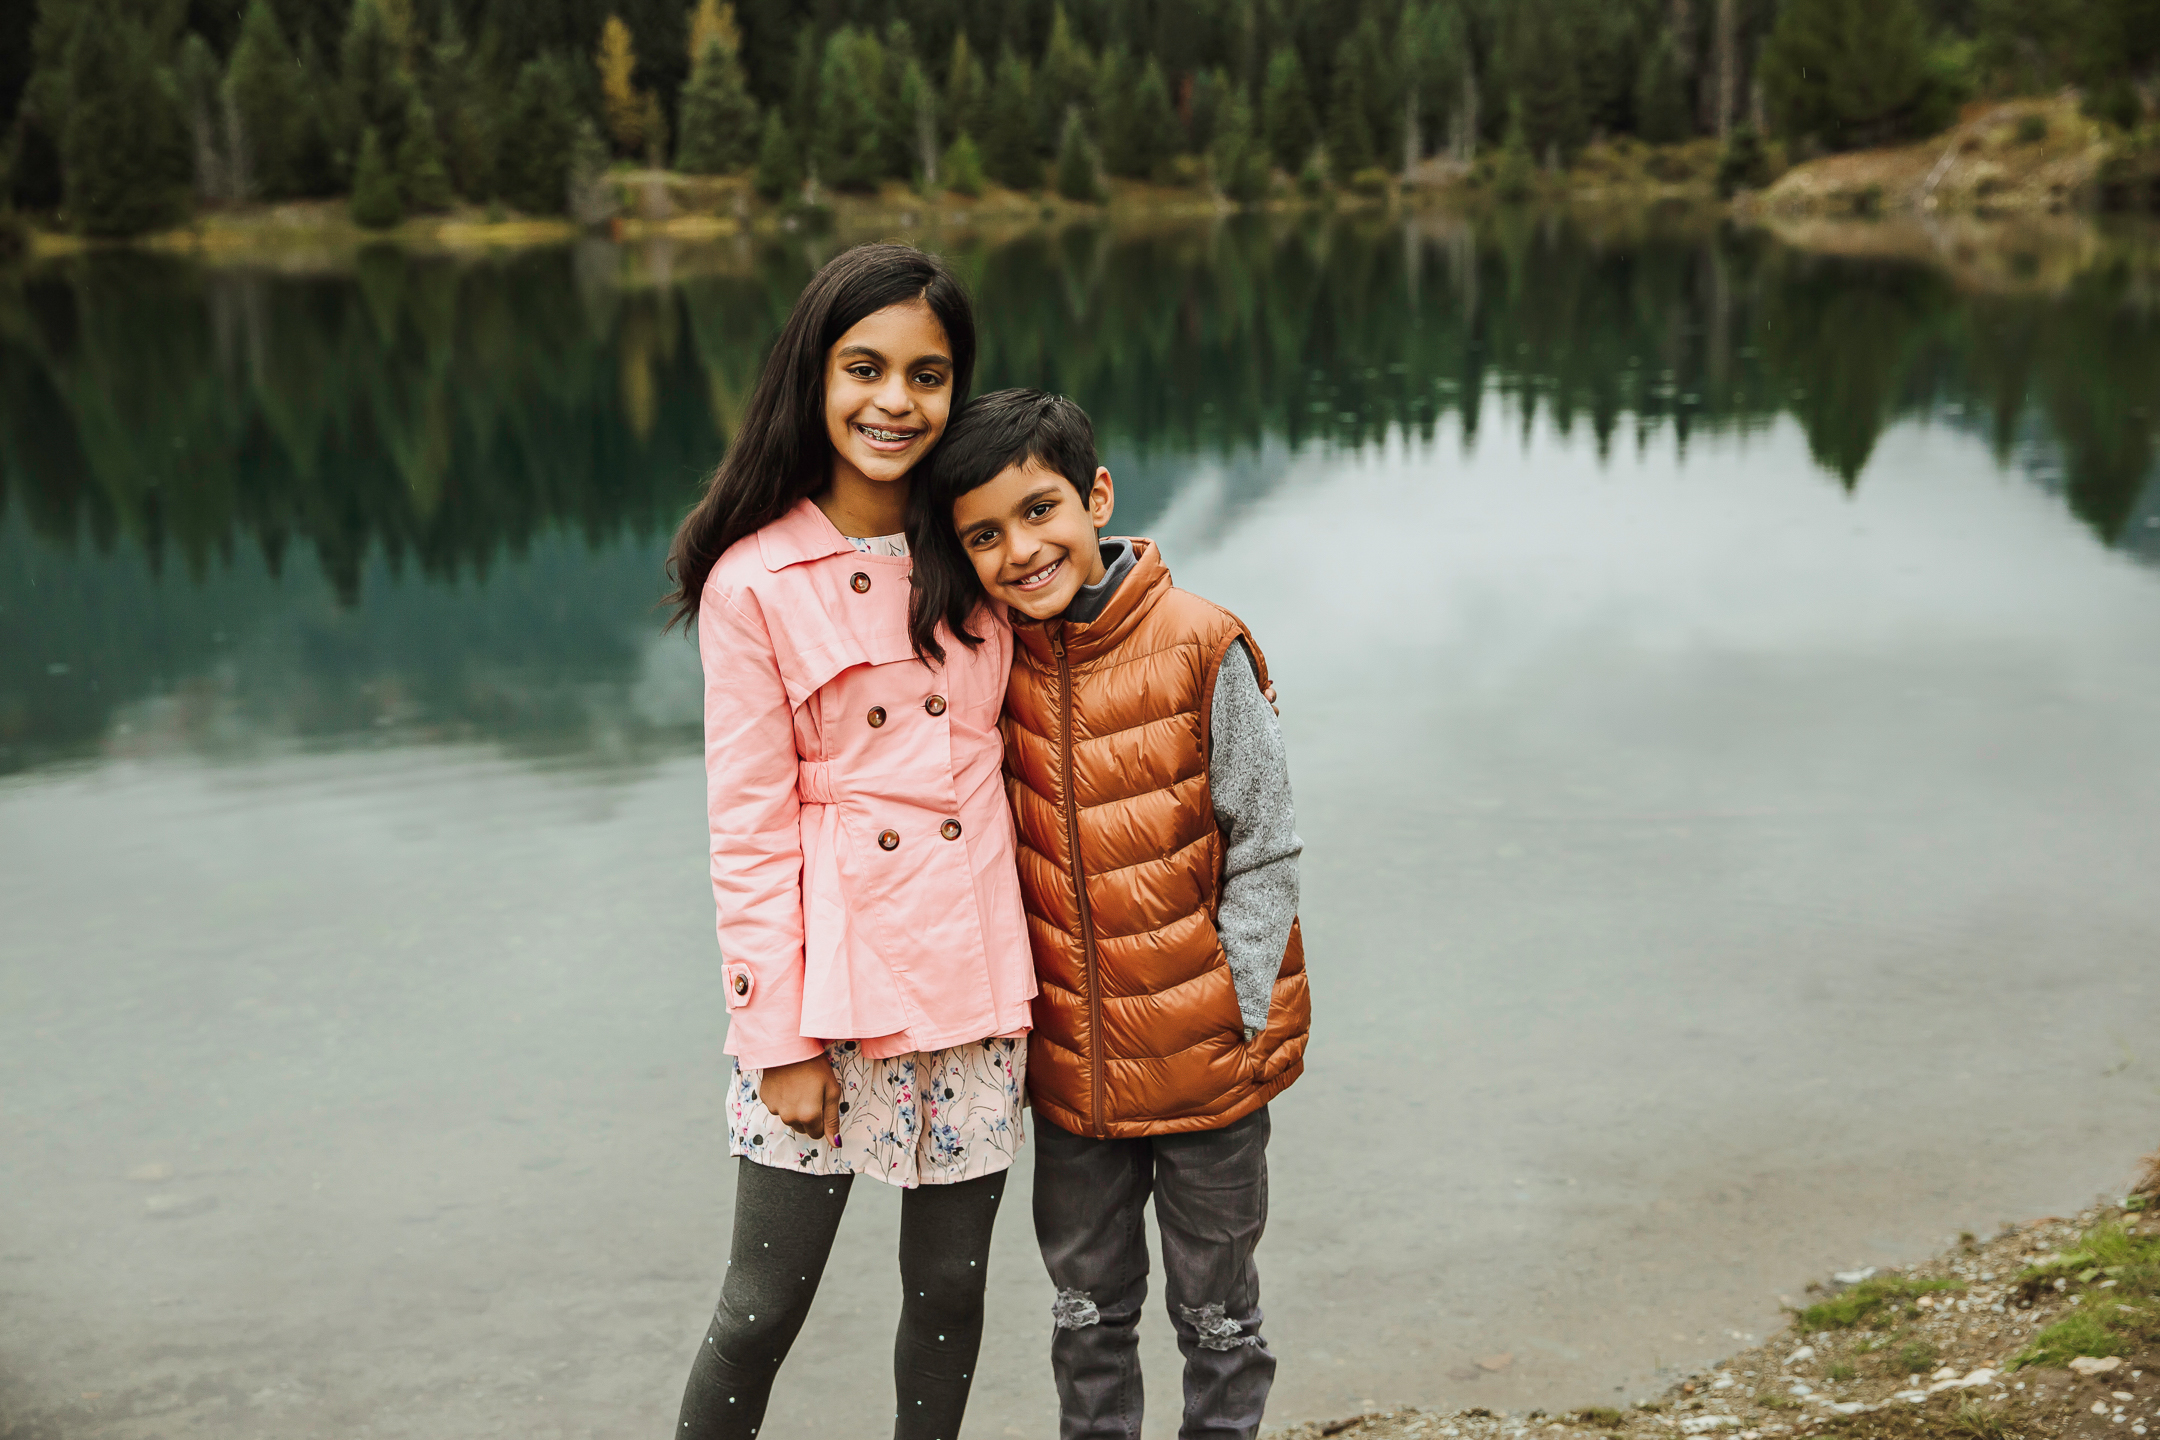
[{"xmin": 676, "ymin": 1158, "xmax": 1007, "ymax": 1440}]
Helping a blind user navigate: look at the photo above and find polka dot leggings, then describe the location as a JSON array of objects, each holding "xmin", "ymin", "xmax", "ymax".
[{"xmin": 677, "ymin": 1157, "xmax": 1008, "ymax": 1440}]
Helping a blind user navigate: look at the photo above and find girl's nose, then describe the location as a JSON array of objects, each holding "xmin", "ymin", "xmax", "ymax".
[{"xmin": 873, "ymin": 373, "xmax": 913, "ymax": 415}]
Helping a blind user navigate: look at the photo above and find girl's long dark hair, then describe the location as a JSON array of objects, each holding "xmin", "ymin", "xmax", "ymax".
[{"xmin": 663, "ymin": 243, "xmax": 977, "ymax": 632}]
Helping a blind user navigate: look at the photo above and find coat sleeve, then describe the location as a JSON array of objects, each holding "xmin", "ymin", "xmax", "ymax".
[{"xmin": 700, "ymin": 581, "xmax": 825, "ymax": 1070}]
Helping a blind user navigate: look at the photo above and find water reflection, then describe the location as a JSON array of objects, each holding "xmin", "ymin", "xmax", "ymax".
[{"xmin": 2, "ymin": 215, "xmax": 2157, "ymax": 775}]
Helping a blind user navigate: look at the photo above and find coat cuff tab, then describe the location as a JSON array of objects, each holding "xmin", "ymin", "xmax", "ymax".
[{"xmin": 724, "ymin": 963, "xmax": 754, "ymax": 1011}]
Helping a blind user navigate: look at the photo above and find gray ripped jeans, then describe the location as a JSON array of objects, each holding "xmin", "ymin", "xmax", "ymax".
[{"xmin": 1032, "ymin": 1106, "xmax": 1276, "ymax": 1440}]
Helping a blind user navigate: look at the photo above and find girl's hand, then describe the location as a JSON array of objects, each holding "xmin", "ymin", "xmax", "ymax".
[{"xmin": 760, "ymin": 1054, "xmax": 842, "ymax": 1143}]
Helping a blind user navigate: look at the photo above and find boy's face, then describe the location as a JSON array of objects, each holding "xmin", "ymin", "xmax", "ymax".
[{"xmin": 951, "ymin": 459, "xmax": 1116, "ymax": 621}]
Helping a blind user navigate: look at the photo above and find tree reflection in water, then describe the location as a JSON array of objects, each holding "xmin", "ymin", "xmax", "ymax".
[{"xmin": 1, "ymin": 216, "xmax": 2155, "ymax": 774}]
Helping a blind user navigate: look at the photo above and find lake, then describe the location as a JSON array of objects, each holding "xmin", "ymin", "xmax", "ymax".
[{"xmin": 3, "ymin": 212, "xmax": 2158, "ymax": 1438}]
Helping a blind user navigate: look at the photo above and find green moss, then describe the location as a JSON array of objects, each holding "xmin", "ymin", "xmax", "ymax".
[
  {"xmin": 1576, "ymin": 1409, "xmax": 1626, "ymax": 1427},
  {"xmin": 1795, "ymin": 1275, "xmax": 1963, "ymax": 1330},
  {"xmin": 1826, "ymin": 1362, "xmax": 1857, "ymax": 1381}
]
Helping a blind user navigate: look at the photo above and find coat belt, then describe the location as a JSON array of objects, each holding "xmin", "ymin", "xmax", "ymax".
[{"xmin": 797, "ymin": 760, "xmax": 836, "ymax": 804}]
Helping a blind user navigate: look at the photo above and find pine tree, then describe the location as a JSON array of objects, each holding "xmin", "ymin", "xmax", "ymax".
[
  {"xmin": 1096, "ymin": 49, "xmax": 1135, "ymax": 176},
  {"xmin": 342, "ymin": 0, "xmax": 411, "ymax": 162},
  {"xmin": 425, "ymin": 6, "xmax": 491, "ymax": 200},
  {"xmin": 1633, "ymin": 29, "xmax": 1693, "ymax": 143},
  {"xmin": 1326, "ymin": 31, "xmax": 1378, "ymax": 174},
  {"xmin": 350, "ymin": 125, "xmax": 403, "ymax": 227},
  {"xmin": 1503, "ymin": 0, "xmax": 1587, "ymax": 166},
  {"xmin": 944, "ymin": 32, "xmax": 987, "ymax": 145},
  {"xmin": 496, "ymin": 54, "xmax": 580, "ymax": 214},
  {"xmin": 898, "ymin": 53, "xmax": 939, "ymax": 187},
  {"xmin": 1054, "ymin": 108, "xmax": 1103, "ymax": 202},
  {"xmin": 814, "ymin": 27, "xmax": 893, "ymax": 190},
  {"xmin": 225, "ymin": 0, "xmax": 304, "ymax": 200},
  {"xmin": 752, "ymin": 108, "xmax": 799, "ymax": 199},
  {"xmin": 596, "ymin": 15, "xmax": 645, "ymax": 157},
  {"xmin": 567, "ymin": 117, "xmax": 615, "ymax": 226},
  {"xmin": 1262, "ymin": 47, "xmax": 1318, "ymax": 172},
  {"xmin": 1036, "ymin": 6, "xmax": 1097, "ymax": 153},
  {"xmin": 1337, "ymin": 17, "xmax": 1396, "ymax": 172},
  {"xmin": 676, "ymin": 34, "xmax": 760, "ymax": 173},
  {"xmin": 396, "ymin": 90, "xmax": 453, "ymax": 211},
  {"xmin": 1130, "ymin": 57, "xmax": 1182, "ymax": 180},
  {"xmin": 942, "ymin": 131, "xmax": 985, "ymax": 196},
  {"xmin": 1210, "ymin": 81, "xmax": 1269, "ymax": 203},
  {"xmin": 1760, "ymin": 0, "xmax": 1956, "ymax": 149},
  {"xmin": 982, "ymin": 48, "xmax": 1038, "ymax": 191},
  {"xmin": 59, "ymin": 1, "xmax": 190, "ymax": 237}
]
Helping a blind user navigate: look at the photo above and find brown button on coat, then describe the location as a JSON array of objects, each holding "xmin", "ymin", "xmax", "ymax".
[{"xmin": 1004, "ymin": 539, "xmax": 1309, "ymax": 1138}]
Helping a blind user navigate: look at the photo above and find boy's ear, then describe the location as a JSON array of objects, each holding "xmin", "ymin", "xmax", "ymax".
[{"xmin": 1087, "ymin": 466, "xmax": 1115, "ymax": 529}]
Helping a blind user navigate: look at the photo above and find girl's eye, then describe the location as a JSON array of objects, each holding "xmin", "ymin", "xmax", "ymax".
[
  {"xmin": 848, "ymin": 364, "xmax": 878, "ymax": 380},
  {"xmin": 913, "ymin": 370, "xmax": 944, "ymax": 386},
  {"xmin": 968, "ymin": 529, "xmax": 997, "ymax": 548}
]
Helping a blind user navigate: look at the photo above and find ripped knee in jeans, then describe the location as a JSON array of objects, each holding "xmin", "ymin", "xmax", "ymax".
[
  {"xmin": 1177, "ymin": 1302, "xmax": 1259, "ymax": 1351},
  {"xmin": 1051, "ymin": 1288, "xmax": 1101, "ymax": 1329}
]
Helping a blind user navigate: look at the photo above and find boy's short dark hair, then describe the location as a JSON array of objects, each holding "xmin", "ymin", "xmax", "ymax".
[
  {"xmin": 904, "ymin": 388, "xmax": 1099, "ymax": 665},
  {"xmin": 928, "ymin": 388, "xmax": 1098, "ymax": 502}
]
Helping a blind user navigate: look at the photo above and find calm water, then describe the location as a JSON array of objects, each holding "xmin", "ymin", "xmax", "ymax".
[{"xmin": 3, "ymin": 216, "xmax": 2159, "ymax": 1437}]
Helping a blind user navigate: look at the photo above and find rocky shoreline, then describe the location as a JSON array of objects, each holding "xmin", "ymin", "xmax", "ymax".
[{"xmin": 1278, "ymin": 1166, "xmax": 2159, "ymax": 1440}]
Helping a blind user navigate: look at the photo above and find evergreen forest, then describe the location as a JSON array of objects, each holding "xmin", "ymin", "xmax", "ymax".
[{"xmin": 3, "ymin": 0, "xmax": 2158, "ymax": 237}]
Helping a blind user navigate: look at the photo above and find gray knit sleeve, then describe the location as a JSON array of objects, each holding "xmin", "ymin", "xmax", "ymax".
[{"xmin": 1209, "ymin": 640, "xmax": 1302, "ymax": 1036}]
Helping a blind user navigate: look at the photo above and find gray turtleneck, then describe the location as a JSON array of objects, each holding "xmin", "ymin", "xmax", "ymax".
[{"xmin": 1060, "ymin": 538, "xmax": 1302, "ymax": 1036}]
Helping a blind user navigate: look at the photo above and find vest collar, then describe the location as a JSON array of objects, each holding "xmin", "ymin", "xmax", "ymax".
[
  {"xmin": 755, "ymin": 496, "xmax": 858, "ymax": 571},
  {"xmin": 1013, "ymin": 537, "xmax": 1171, "ymax": 664}
]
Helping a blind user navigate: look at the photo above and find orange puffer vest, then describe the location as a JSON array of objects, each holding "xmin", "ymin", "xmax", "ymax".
[{"xmin": 1003, "ymin": 539, "xmax": 1310, "ymax": 1138}]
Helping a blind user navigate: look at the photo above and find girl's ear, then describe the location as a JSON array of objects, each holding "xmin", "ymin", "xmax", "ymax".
[{"xmin": 1087, "ymin": 466, "xmax": 1115, "ymax": 528}]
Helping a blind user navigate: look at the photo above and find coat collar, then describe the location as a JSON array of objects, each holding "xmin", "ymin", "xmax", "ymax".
[
  {"xmin": 1012, "ymin": 537, "xmax": 1171, "ymax": 665},
  {"xmin": 755, "ymin": 497, "xmax": 858, "ymax": 572}
]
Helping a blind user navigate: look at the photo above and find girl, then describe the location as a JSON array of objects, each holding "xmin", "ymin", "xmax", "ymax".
[{"xmin": 663, "ymin": 244, "xmax": 1033, "ymax": 1440}]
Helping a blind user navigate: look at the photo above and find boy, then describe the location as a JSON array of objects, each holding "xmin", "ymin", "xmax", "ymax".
[{"xmin": 917, "ymin": 389, "xmax": 1309, "ymax": 1440}]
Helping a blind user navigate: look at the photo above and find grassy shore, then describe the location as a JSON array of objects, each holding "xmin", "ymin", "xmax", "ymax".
[{"xmin": 1279, "ymin": 1160, "xmax": 2160, "ymax": 1440}]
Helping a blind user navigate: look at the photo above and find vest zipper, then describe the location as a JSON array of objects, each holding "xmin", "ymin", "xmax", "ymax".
[{"xmin": 1053, "ymin": 631, "xmax": 1105, "ymax": 1138}]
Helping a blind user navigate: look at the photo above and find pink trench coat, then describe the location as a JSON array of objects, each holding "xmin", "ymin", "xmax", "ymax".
[{"xmin": 698, "ymin": 498, "xmax": 1036, "ymax": 1070}]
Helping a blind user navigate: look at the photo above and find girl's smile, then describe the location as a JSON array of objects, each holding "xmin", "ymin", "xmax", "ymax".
[{"xmin": 816, "ymin": 299, "xmax": 954, "ymax": 537}]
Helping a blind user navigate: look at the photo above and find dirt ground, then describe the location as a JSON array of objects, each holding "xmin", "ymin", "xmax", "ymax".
[{"xmin": 1281, "ymin": 1194, "xmax": 2159, "ymax": 1440}]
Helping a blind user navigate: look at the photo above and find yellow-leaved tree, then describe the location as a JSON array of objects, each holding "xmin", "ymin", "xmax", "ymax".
[
  {"xmin": 596, "ymin": 15, "xmax": 646, "ymax": 156},
  {"xmin": 687, "ymin": 0, "xmax": 741, "ymax": 69}
]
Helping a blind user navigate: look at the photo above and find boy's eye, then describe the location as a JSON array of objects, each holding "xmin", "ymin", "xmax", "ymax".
[{"xmin": 1027, "ymin": 502, "xmax": 1054, "ymax": 520}]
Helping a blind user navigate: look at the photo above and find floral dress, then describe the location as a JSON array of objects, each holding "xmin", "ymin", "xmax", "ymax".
[{"xmin": 728, "ymin": 1038, "xmax": 1027, "ymax": 1188}]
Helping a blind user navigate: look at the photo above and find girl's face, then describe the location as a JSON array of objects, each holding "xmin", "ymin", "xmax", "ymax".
[{"xmin": 822, "ymin": 300, "xmax": 955, "ymax": 488}]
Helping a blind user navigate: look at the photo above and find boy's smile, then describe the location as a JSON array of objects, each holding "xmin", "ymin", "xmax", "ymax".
[{"xmin": 951, "ymin": 459, "xmax": 1116, "ymax": 621}]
